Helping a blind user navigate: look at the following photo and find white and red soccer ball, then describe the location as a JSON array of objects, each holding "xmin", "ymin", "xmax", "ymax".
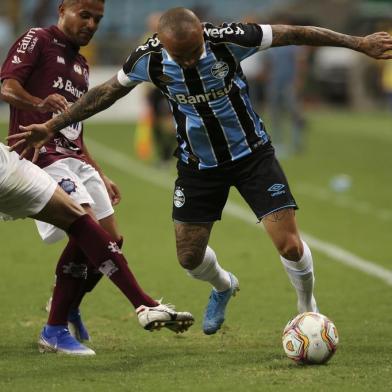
[{"xmin": 282, "ymin": 312, "xmax": 339, "ymax": 365}]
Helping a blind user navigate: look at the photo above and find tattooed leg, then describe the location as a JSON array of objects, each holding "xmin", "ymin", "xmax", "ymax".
[
  {"xmin": 261, "ymin": 208, "xmax": 303, "ymax": 260},
  {"xmin": 174, "ymin": 222, "xmax": 213, "ymax": 269},
  {"xmin": 175, "ymin": 221, "xmax": 234, "ymax": 311},
  {"xmin": 263, "ymin": 207, "xmax": 293, "ymax": 223}
]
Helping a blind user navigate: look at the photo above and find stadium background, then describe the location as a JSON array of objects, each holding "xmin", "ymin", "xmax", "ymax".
[{"xmin": 0, "ymin": 1, "xmax": 391, "ymax": 391}]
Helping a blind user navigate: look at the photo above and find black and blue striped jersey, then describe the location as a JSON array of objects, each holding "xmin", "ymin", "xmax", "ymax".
[{"xmin": 117, "ymin": 23, "xmax": 273, "ymax": 169}]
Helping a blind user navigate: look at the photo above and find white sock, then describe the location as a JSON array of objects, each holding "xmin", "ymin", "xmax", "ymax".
[
  {"xmin": 186, "ymin": 246, "xmax": 231, "ymax": 292},
  {"xmin": 280, "ymin": 240, "xmax": 318, "ymax": 313}
]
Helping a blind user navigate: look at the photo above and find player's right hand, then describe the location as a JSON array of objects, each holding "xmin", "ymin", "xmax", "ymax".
[
  {"xmin": 359, "ymin": 31, "xmax": 392, "ymax": 60},
  {"xmin": 7, "ymin": 123, "xmax": 54, "ymax": 162},
  {"xmin": 37, "ymin": 94, "xmax": 68, "ymax": 114}
]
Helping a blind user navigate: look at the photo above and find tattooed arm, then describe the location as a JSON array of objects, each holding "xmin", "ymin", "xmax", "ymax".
[
  {"xmin": 271, "ymin": 25, "xmax": 392, "ymax": 60},
  {"xmin": 47, "ymin": 75, "xmax": 135, "ymax": 132},
  {"xmin": 7, "ymin": 75, "xmax": 136, "ymax": 160}
]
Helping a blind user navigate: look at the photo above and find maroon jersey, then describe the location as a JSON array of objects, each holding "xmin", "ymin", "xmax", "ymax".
[{"xmin": 1, "ymin": 25, "xmax": 89, "ymax": 167}]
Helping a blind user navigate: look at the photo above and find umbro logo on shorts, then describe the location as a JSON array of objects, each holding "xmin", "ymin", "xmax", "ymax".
[{"xmin": 267, "ymin": 183, "xmax": 286, "ymax": 197}]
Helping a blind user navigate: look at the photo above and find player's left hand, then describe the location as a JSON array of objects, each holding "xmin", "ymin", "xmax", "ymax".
[
  {"xmin": 6, "ymin": 122, "xmax": 55, "ymax": 162},
  {"xmin": 102, "ymin": 175, "xmax": 121, "ymax": 205},
  {"xmin": 360, "ymin": 32, "xmax": 392, "ymax": 60}
]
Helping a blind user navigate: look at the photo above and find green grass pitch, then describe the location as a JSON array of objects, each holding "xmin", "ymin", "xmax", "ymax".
[{"xmin": 0, "ymin": 109, "xmax": 391, "ymax": 391}]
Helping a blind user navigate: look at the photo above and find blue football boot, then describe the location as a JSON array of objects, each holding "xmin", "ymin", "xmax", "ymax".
[
  {"xmin": 68, "ymin": 308, "xmax": 90, "ymax": 342},
  {"xmin": 38, "ymin": 325, "xmax": 95, "ymax": 356},
  {"xmin": 203, "ymin": 273, "xmax": 239, "ymax": 335}
]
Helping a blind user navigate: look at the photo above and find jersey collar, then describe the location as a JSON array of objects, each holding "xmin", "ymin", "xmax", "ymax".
[{"xmin": 164, "ymin": 42, "xmax": 207, "ymax": 63}]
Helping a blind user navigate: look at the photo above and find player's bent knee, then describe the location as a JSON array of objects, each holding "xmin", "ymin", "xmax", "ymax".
[
  {"xmin": 99, "ymin": 214, "xmax": 122, "ymax": 242},
  {"xmin": 277, "ymin": 236, "xmax": 303, "ymax": 261},
  {"xmin": 33, "ymin": 187, "xmax": 85, "ymax": 231},
  {"xmin": 56, "ymin": 198, "xmax": 85, "ymax": 223},
  {"xmin": 177, "ymin": 248, "xmax": 204, "ymax": 270}
]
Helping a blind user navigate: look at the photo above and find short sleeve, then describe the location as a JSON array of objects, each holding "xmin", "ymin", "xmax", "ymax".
[
  {"xmin": 118, "ymin": 35, "xmax": 162, "ymax": 86},
  {"xmin": 204, "ymin": 22, "xmax": 272, "ymax": 62},
  {"xmin": 258, "ymin": 25, "xmax": 273, "ymax": 50}
]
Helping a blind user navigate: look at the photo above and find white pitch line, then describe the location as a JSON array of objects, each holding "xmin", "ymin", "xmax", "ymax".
[
  {"xmin": 86, "ymin": 138, "xmax": 392, "ymax": 286},
  {"xmin": 294, "ymin": 183, "xmax": 392, "ymax": 222}
]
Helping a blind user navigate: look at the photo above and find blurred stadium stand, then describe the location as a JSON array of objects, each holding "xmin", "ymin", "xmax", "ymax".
[
  {"xmin": 0, "ymin": 0, "xmax": 391, "ymax": 118},
  {"xmin": 2, "ymin": 0, "xmax": 391, "ymax": 59}
]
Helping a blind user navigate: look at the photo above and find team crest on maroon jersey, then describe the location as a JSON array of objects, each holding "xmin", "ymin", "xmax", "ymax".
[
  {"xmin": 59, "ymin": 178, "xmax": 77, "ymax": 194},
  {"xmin": 73, "ymin": 64, "xmax": 82, "ymax": 75}
]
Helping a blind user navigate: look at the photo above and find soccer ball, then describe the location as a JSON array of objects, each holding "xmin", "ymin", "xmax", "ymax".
[{"xmin": 282, "ymin": 312, "xmax": 339, "ymax": 365}]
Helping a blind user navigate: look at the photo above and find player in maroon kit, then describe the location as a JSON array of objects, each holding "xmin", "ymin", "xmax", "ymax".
[
  {"xmin": 0, "ymin": 141, "xmax": 194, "ymax": 355},
  {"xmin": 1, "ymin": 0, "xmax": 194, "ymax": 355},
  {"xmin": 1, "ymin": 0, "xmax": 111, "ymax": 347}
]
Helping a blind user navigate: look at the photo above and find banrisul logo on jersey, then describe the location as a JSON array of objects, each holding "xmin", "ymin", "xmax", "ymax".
[
  {"xmin": 174, "ymin": 81, "xmax": 233, "ymax": 104},
  {"xmin": 211, "ymin": 61, "xmax": 229, "ymax": 79},
  {"xmin": 52, "ymin": 77, "xmax": 85, "ymax": 98}
]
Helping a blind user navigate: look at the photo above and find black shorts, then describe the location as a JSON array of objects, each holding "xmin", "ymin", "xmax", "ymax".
[{"xmin": 172, "ymin": 143, "xmax": 298, "ymax": 223}]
